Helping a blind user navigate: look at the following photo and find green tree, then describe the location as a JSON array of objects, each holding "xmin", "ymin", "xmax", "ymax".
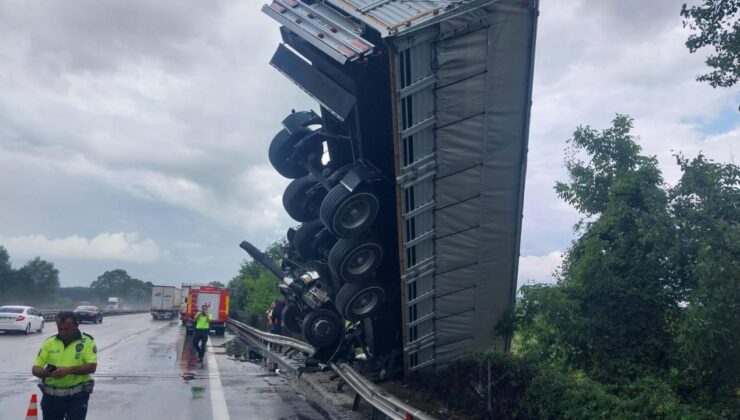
[
  {"xmin": 670, "ymin": 155, "xmax": 740, "ymax": 410},
  {"xmin": 554, "ymin": 115, "xmax": 649, "ymax": 216},
  {"xmin": 523, "ymin": 115, "xmax": 678, "ymax": 382},
  {"xmin": 0, "ymin": 246, "xmax": 12, "ymax": 298},
  {"xmin": 90, "ymin": 269, "xmax": 152, "ymax": 306},
  {"xmin": 208, "ymin": 281, "xmax": 226, "ymax": 288},
  {"xmin": 228, "ymin": 242, "xmax": 283, "ymax": 320},
  {"xmin": 681, "ymin": 0, "xmax": 740, "ymax": 88},
  {"xmin": 515, "ymin": 116, "xmax": 739, "ymax": 415},
  {"xmin": 90, "ymin": 269, "xmax": 132, "ymax": 300},
  {"xmin": 17, "ymin": 257, "xmax": 60, "ymax": 301},
  {"xmin": 0, "ymin": 246, "xmax": 10, "ymax": 276}
]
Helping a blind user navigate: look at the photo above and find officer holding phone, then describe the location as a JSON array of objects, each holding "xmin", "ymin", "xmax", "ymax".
[{"xmin": 32, "ymin": 311, "xmax": 97, "ymax": 420}]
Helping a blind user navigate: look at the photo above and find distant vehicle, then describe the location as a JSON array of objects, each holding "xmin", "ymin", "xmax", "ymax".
[
  {"xmin": 150, "ymin": 286, "xmax": 181, "ymax": 320},
  {"xmin": 105, "ymin": 297, "xmax": 122, "ymax": 310},
  {"xmin": 183, "ymin": 286, "xmax": 229, "ymax": 336},
  {"xmin": 0, "ymin": 306, "xmax": 45, "ymax": 334},
  {"xmin": 74, "ymin": 305, "xmax": 103, "ymax": 324}
]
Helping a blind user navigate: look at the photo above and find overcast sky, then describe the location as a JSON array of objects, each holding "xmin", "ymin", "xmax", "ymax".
[{"xmin": 0, "ymin": 0, "xmax": 736, "ymax": 289}]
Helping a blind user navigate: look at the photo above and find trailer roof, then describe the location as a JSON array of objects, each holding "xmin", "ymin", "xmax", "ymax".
[{"xmin": 323, "ymin": 0, "xmax": 493, "ymax": 37}]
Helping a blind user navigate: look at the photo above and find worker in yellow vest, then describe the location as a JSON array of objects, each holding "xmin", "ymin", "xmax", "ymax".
[
  {"xmin": 192, "ymin": 304, "xmax": 212, "ymax": 362},
  {"xmin": 32, "ymin": 311, "xmax": 97, "ymax": 419}
]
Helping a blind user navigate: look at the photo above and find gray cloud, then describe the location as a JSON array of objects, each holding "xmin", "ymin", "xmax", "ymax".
[{"xmin": 0, "ymin": 0, "xmax": 736, "ymax": 288}]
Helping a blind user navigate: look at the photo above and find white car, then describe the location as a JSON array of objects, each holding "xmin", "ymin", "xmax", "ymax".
[{"xmin": 0, "ymin": 306, "xmax": 45, "ymax": 334}]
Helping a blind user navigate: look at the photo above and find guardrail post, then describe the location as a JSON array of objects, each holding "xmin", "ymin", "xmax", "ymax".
[
  {"xmin": 352, "ymin": 392, "xmax": 362, "ymax": 411},
  {"xmin": 487, "ymin": 359, "xmax": 492, "ymax": 414}
]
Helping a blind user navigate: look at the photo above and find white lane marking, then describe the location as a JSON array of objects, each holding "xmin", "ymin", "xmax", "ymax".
[
  {"xmin": 24, "ymin": 334, "xmax": 46, "ymax": 341},
  {"xmin": 98, "ymin": 332, "xmax": 140, "ymax": 352},
  {"xmin": 206, "ymin": 339, "xmax": 230, "ymax": 420}
]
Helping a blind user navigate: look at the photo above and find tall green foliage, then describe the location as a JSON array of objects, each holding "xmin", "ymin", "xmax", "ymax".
[
  {"xmin": 90, "ymin": 269, "xmax": 152, "ymax": 305},
  {"xmin": 681, "ymin": 0, "xmax": 740, "ymax": 88},
  {"xmin": 228, "ymin": 241, "xmax": 284, "ymax": 319},
  {"xmin": 0, "ymin": 247, "xmax": 60, "ymax": 304},
  {"xmin": 670, "ymin": 155, "xmax": 740, "ymax": 410},
  {"xmin": 514, "ymin": 115, "xmax": 739, "ymax": 415},
  {"xmin": 523, "ymin": 115, "xmax": 677, "ymax": 382}
]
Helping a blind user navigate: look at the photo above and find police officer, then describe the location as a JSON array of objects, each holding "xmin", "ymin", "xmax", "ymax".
[
  {"xmin": 32, "ymin": 311, "xmax": 97, "ymax": 420},
  {"xmin": 192, "ymin": 304, "xmax": 212, "ymax": 362}
]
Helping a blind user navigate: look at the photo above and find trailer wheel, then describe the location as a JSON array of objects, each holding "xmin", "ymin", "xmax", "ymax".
[
  {"xmin": 282, "ymin": 304, "xmax": 302, "ymax": 334},
  {"xmin": 302, "ymin": 309, "xmax": 342, "ymax": 348},
  {"xmin": 268, "ymin": 128, "xmax": 322, "ymax": 179},
  {"xmin": 283, "ymin": 174, "xmax": 326, "ymax": 222},
  {"xmin": 293, "ymin": 219, "xmax": 326, "ymax": 260},
  {"xmin": 335, "ymin": 281, "xmax": 386, "ymax": 322},
  {"xmin": 328, "ymin": 237, "xmax": 383, "ymax": 283},
  {"xmin": 320, "ymin": 184, "xmax": 379, "ymax": 239}
]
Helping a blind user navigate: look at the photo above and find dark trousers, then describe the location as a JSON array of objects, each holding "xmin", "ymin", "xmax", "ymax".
[
  {"xmin": 41, "ymin": 392, "xmax": 90, "ymax": 420},
  {"xmin": 193, "ymin": 329, "xmax": 209, "ymax": 359}
]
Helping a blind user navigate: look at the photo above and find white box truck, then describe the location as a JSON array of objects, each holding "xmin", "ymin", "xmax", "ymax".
[{"xmin": 150, "ymin": 286, "xmax": 181, "ymax": 320}]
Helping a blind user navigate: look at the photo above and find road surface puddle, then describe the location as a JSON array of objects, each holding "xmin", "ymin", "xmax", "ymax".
[{"xmin": 191, "ymin": 385, "xmax": 205, "ymax": 399}]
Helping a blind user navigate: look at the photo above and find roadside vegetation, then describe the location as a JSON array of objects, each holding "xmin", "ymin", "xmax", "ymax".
[
  {"xmin": 409, "ymin": 115, "xmax": 739, "ymax": 419},
  {"xmin": 227, "ymin": 241, "xmax": 284, "ymax": 322},
  {"xmin": 0, "ymin": 252, "xmax": 153, "ymax": 309}
]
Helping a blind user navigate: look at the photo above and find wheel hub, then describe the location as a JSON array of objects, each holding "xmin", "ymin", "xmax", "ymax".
[
  {"xmin": 312, "ymin": 318, "xmax": 333, "ymax": 338},
  {"xmin": 341, "ymin": 199, "xmax": 371, "ymax": 229},
  {"xmin": 351, "ymin": 290, "xmax": 379, "ymax": 316},
  {"xmin": 348, "ymin": 248, "xmax": 375, "ymax": 275}
]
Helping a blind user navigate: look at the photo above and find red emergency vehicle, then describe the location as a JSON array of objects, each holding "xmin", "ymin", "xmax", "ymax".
[{"xmin": 183, "ymin": 285, "xmax": 229, "ymax": 336}]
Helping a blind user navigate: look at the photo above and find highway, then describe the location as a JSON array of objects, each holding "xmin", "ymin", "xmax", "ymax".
[{"xmin": 0, "ymin": 313, "xmax": 331, "ymax": 419}]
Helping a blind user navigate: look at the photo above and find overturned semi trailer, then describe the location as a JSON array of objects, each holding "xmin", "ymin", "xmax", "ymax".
[{"xmin": 260, "ymin": 0, "xmax": 538, "ymax": 374}]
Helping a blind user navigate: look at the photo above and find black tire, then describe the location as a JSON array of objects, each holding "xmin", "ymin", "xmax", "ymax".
[
  {"xmin": 293, "ymin": 219, "xmax": 326, "ymax": 260},
  {"xmin": 38, "ymin": 321, "xmax": 44, "ymax": 333},
  {"xmin": 283, "ymin": 174, "xmax": 326, "ymax": 222},
  {"xmin": 215, "ymin": 326, "xmax": 225, "ymax": 336},
  {"xmin": 25, "ymin": 323, "xmax": 31, "ymax": 335},
  {"xmin": 302, "ymin": 309, "xmax": 342, "ymax": 348},
  {"xmin": 328, "ymin": 237, "xmax": 383, "ymax": 283},
  {"xmin": 268, "ymin": 128, "xmax": 322, "ymax": 179},
  {"xmin": 320, "ymin": 184, "xmax": 380, "ymax": 239},
  {"xmin": 282, "ymin": 304, "xmax": 302, "ymax": 334},
  {"xmin": 99, "ymin": 317, "xmax": 103, "ymax": 324},
  {"xmin": 335, "ymin": 281, "xmax": 386, "ymax": 322}
]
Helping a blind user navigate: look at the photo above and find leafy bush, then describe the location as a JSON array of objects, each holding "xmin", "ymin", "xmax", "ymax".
[{"xmin": 408, "ymin": 353, "xmax": 718, "ymax": 419}]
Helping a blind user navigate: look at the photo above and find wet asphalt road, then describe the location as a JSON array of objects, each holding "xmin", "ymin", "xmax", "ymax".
[{"xmin": 0, "ymin": 313, "xmax": 331, "ymax": 419}]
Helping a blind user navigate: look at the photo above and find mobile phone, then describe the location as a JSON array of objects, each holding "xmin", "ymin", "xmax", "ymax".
[{"xmin": 45, "ymin": 365, "xmax": 58, "ymax": 372}]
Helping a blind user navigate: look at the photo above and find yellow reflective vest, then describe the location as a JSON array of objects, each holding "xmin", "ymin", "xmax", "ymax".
[
  {"xmin": 195, "ymin": 312, "xmax": 212, "ymax": 330},
  {"xmin": 33, "ymin": 331, "xmax": 97, "ymax": 388}
]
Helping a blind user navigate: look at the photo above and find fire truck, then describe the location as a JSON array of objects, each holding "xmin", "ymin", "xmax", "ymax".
[{"xmin": 183, "ymin": 285, "xmax": 229, "ymax": 336}]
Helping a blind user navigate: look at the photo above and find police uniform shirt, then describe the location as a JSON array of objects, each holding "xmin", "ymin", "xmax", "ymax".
[{"xmin": 34, "ymin": 330, "xmax": 97, "ymax": 388}]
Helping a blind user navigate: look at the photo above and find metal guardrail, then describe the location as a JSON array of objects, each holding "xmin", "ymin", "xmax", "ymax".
[
  {"xmin": 228, "ymin": 318, "xmax": 315, "ymax": 354},
  {"xmin": 227, "ymin": 318, "xmax": 436, "ymax": 420},
  {"xmin": 330, "ymin": 362, "xmax": 436, "ymax": 420}
]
